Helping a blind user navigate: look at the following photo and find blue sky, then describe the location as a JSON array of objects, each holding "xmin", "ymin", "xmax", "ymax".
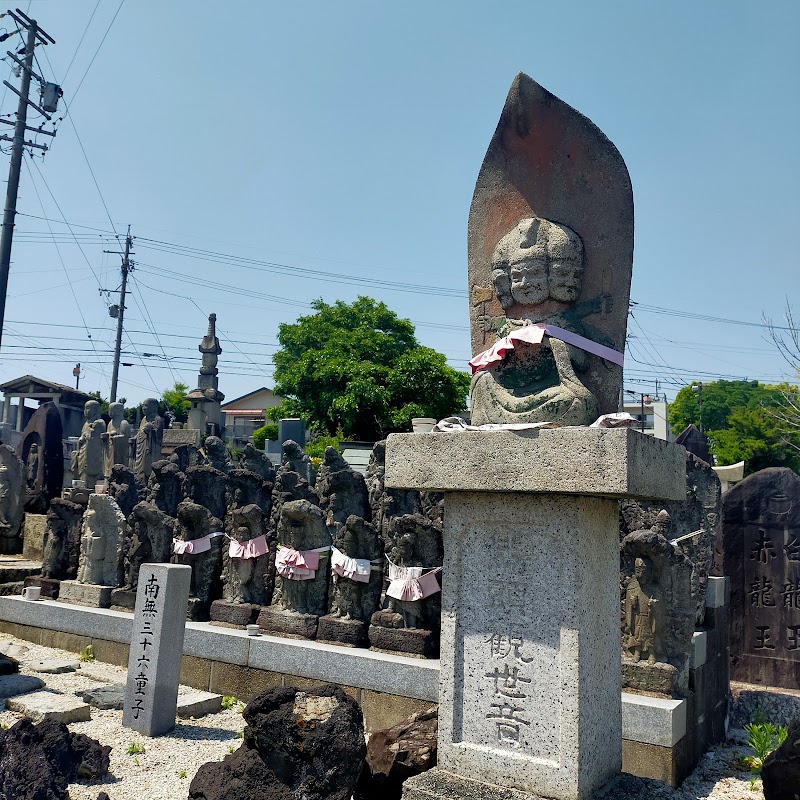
[{"xmin": 0, "ymin": 0, "xmax": 797, "ymax": 409}]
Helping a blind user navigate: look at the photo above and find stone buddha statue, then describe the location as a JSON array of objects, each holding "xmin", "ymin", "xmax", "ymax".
[
  {"xmin": 470, "ymin": 216, "xmax": 611, "ymax": 426},
  {"xmin": 70, "ymin": 400, "xmax": 106, "ymax": 489}
]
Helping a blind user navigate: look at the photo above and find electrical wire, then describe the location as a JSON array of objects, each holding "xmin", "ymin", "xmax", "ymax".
[{"xmin": 61, "ymin": 0, "xmax": 101, "ymax": 86}]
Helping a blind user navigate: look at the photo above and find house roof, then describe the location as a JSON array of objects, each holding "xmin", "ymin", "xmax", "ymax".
[
  {"xmin": 220, "ymin": 387, "xmax": 279, "ymax": 410},
  {"xmin": 0, "ymin": 374, "xmax": 92, "ymax": 404}
]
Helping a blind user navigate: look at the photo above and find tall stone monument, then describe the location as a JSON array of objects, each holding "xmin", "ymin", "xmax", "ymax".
[
  {"xmin": 390, "ymin": 74, "xmax": 684, "ymax": 800},
  {"xmin": 17, "ymin": 401, "xmax": 63, "ymax": 513},
  {"xmin": 718, "ymin": 467, "xmax": 800, "ymax": 688},
  {"xmin": 185, "ymin": 313, "xmax": 225, "ymax": 435}
]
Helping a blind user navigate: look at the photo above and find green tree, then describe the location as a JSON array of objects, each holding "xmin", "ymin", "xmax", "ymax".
[
  {"xmin": 160, "ymin": 381, "xmax": 190, "ymax": 424},
  {"xmin": 272, "ymin": 297, "xmax": 471, "ymax": 441},
  {"xmin": 668, "ymin": 379, "xmax": 800, "ymax": 474}
]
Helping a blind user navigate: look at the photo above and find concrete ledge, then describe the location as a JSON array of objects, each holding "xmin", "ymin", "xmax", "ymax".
[
  {"xmin": 622, "ymin": 692, "xmax": 687, "ymax": 747},
  {"xmin": 385, "ymin": 428, "xmax": 685, "ymax": 501},
  {"xmin": 690, "ymin": 631, "xmax": 708, "ymax": 670},
  {"xmin": 705, "ymin": 576, "xmax": 728, "ymax": 609}
]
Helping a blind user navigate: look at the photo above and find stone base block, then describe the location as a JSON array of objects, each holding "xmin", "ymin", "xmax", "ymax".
[
  {"xmin": 109, "ymin": 588, "xmax": 137, "ymax": 612},
  {"xmin": 257, "ymin": 606, "xmax": 318, "ymax": 639},
  {"xmin": 187, "ymin": 597, "xmax": 211, "ymax": 622},
  {"xmin": 402, "ymin": 769, "xmax": 545, "ymax": 800},
  {"xmin": 0, "ymin": 582, "xmax": 23, "ymax": 596},
  {"xmin": 369, "ymin": 624, "xmax": 437, "ymax": 658},
  {"xmin": 81, "ymin": 684, "xmax": 124, "ymax": 710},
  {"xmin": 621, "ymin": 737, "xmax": 693, "ymax": 789},
  {"xmin": 621, "ymin": 659, "xmax": 678, "ymax": 695},
  {"xmin": 7, "ymin": 690, "xmax": 91, "ymax": 723},
  {"xmin": 22, "ymin": 514, "xmax": 47, "ymax": 561},
  {"xmin": 317, "ymin": 614, "xmax": 367, "ymax": 647},
  {"xmin": 210, "ymin": 600, "xmax": 261, "ymax": 627},
  {"xmin": 24, "ymin": 577, "xmax": 60, "ymax": 599},
  {"xmin": 621, "ymin": 692, "xmax": 686, "ymax": 748},
  {"xmin": 57, "ymin": 580, "xmax": 112, "ymax": 608},
  {"xmin": 176, "ymin": 690, "xmax": 223, "ymax": 718}
]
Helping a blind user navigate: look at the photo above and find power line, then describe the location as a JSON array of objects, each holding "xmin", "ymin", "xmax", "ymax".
[{"xmin": 61, "ymin": 0, "xmax": 101, "ymax": 86}]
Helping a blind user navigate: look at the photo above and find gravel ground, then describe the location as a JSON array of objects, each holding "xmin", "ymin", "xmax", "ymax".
[{"xmin": 0, "ymin": 635, "xmax": 772, "ymax": 800}]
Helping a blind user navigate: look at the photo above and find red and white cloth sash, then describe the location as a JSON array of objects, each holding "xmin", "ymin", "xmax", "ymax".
[
  {"xmin": 386, "ymin": 558, "xmax": 442, "ymax": 601},
  {"xmin": 469, "ymin": 323, "xmax": 624, "ymax": 375},
  {"xmin": 228, "ymin": 535, "xmax": 269, "ymax": 560},
  {"xmin": 172, "ymin": 531, "xmax": 225, "ymax": 555},
  {"xmin": 330, "ymin": 546, "xmax": 380, "ymax": 584},
  {"xmin": 275, "ymin": 545, "xmax": 330, "ymax": 581}
]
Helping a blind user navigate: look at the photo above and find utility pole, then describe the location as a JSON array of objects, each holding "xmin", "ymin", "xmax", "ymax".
[
  {"xmin": 106, "ymin": 226, "xmax": 133, "ymax": 402},
  {"xmin": 693, "ymin": 382, "xmax": 703, "ymax": 433},
  {"xmin": 0, "ymin": 9, "xmax": 57, "ymax": 347}
]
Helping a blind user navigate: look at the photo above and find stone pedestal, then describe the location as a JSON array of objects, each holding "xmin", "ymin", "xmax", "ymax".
[
  {"xmin": 110, "ymin": 588, "xmax": 137, "ymax": 612},
  {"xmin": 57, "ymin": 579, "xmax": 112, "ymax": 608},
  {"xmin": 257, "ymin": 606, "xmax": 318, "ymax": 639},
  {"xmin": 22, "ymin": 514, "xmax": 47, "ymax": 561},
  {"xmin": 24, "ymin": 576, "xmax": 61, "ymax": 599},
  {"xmin": 386, "ymin": 428, "xmax": 684, "ymax": 800},
  {"xmin": 210, "ymin": 600, "xmax": 260, "ymax": 627}
]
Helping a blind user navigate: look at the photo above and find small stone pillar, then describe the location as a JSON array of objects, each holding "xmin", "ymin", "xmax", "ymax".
[{"xmin": 386, "ymin": 428, "xmax": 684, "ymax": 800}]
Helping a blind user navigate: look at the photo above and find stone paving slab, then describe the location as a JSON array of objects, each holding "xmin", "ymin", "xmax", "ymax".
[
  {"xmin": 81, "ymin": 684, "xmax": 124, "ymax": 710},
  {"xmin": 176, "ymin": 691, "xmax": 223, "ymax": 718},
  {"xmin": 7, "ymin": 689, "xmax": 91, "ymax": 723},
  {"xmin": 0, "ymin": 673, "xmax": 43, "ymax": 698},
  {"xmin": 30, "ymin": 658, "xmax": 80, "ymax": 674}
]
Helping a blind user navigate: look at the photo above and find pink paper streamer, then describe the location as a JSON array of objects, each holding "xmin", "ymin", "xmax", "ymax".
[{"xmin": 229, "ymin": 535, "xmax": 268, "ymax": 560}]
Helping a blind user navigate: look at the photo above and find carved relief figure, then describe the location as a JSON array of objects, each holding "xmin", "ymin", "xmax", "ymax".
[
  {"xmin": 470, "ymin": 217, "xmax": 611, "ymax": 426},
  {"xmin": 133, "ymin": 398, "xmax": 164, "ymax": 483},
  {"xmin": 124, "ymin": 501, "xmax": 174, "ymax": 590},
  {"xmin": 71, "ymin": 400, "xmax": 106, "ymax": 489},
  {"xmin": 76, "ymin": 494, "xmax": 125, "ymax": 587},
  {"xmin": 624, "ymin": 557, "xmax": 659, "ymax": 664},
  {"xmin": 103, "ymin": 402, "xmax": 131, "ymax": 477}
]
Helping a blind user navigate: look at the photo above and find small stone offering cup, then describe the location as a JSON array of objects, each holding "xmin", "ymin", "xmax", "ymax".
[
  {"xmin": 246, "ymin": 624, "xmax": 261, "ymax": 636},
  {"xmin": 94, "ymin": 481, "xmax": 108, "ymax": 495},
  {"xmin": 412, "ymin": 417, "xmax": 437, "ymax": 434},
  {"xmin": 21, "ymin": 585, "xmax": 40, "ymax": 601}
]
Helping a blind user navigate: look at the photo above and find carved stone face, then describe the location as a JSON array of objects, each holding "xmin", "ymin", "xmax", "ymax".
[
  {"xmin": 109, "ymin": 402, "xmax": 124, "ymax": 421},
  {"xmin": 84, "ymin": 401, "xmax": 100, "ymax": 422},
  {"xmin": 141, "ymin": 398, "xmax": 158, "ymax": 420},
  {"xmin": 492, "ymin": 217, "xmax": 584, "ymax": 308},
  {"xmin": 634, "ymin": 557, "xmax": 650, "ymax": 583}
]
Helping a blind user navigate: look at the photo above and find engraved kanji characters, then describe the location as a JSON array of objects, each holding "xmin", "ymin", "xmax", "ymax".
[
  {"xmin": 754, "ymin": 625, "xmax": 776, "ymax": 651},
  {"xmin": 782, "ymin": 580, "xmax": 800, "ymax": 609},
  {"xmin": 750, "ymin": 529, "xmax": 776, "ymax": 564},
  {"xmin": 749, "ymin": 576, "xmax": 776, "ymax": 608},
  {"xmin": 484, "ymin": 634, "xmax": 533, "ymax": 745}
]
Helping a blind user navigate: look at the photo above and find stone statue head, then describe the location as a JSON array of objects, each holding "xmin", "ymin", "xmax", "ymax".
[
  {"xmin": 634, "ymin": 557, "xmax": 650, "ymax": 582},
  {"xmin": 491, "ymin": 216, "xmax": 584, "ymax": 308},
  {"xmin": 141, "ymin": 398, "xmax": 158, "ymax": 420},
  {"xmin": 652, "ymin": 509, "xmax": 671, "ymax": 537},
  {"xmin": 109, "ymin": 402, "xmax": 124, "ymax": 421},
  {"xmin": 84, "ymin": 400, "xmax": 100, "ymax": 421}
]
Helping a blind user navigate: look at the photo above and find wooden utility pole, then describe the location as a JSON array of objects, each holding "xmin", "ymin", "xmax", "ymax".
[
  {"xmin": 107, "ymin": 226, "xmax": 133, "ymax": 402},
  {"xmin": 0, "ymin": 9, "xmax": 57, "ymax": 347}
]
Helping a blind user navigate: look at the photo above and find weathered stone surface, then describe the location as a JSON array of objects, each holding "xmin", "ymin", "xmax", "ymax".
[
  {"xmin": 41, "ymin": 498, "xmax": 84, "ymax": 581},
  {"xmin": 70, "ymin": 400, "xmax": 106, "ymax": 490},
  {"xmin": 366, "ymin": 441, "xmax": 421, "ymax": 538},
  {"xmin": 189, "ymin": 684, "xmax": 365, "ymax": 800},
  {"xmin": 23, "ymin": 575, "xmax": 60, "ymax": 598},
  {"xmin": 58, "ymin": 579, "xmax": 112, "ymax": 608},
  {"xmin": 177, "ymin": 690, "xmax": 223, "ymax": 718},
  {"xmin": 718, "ymin": 467, "xmax": 800, "ymax": 688},
  {"xmin": 357, "ymin": 706, "xmax": 438, "ymax": 800},
  {"xmin": 107, "ymin": 464, "xmax": 141, "ymax": 519},
  {"xmin": 370, "ymin": 514, "xmax": 441, "ymax": 657},
  {"xmin": 169, "ymin": 442, "xmax": 202, "ymax": 473},
  {"xmin": 0, "ymin": 444, "xmax": 25, "ymax": 554},
  {"xmin": 174, "ymin": 499, "xmax": 225, "ymax": 620},
  {"xmin": 386, "ymin": 428, "xmax": 686, "ymax": 502},
  {"xmin": 76, "ymin": 493, "xmax": 125, "ymax": 587},
  {"xmin": 147, "ymin": 459, "xmax": 185, "ymax": 517},
  {"xmin": 279, "ymin": 439, "xmax": 315, "ymax": 485},
  {"xmin": 762, "ymin": 715, "xmax": 800, "ymax": 800},
  {"xmin": 467, "ymin": 73, "xmax": 632, "ymax": 425},
  {"xmin": 133, "ymin": 398, "xmax": 165, "ymax": 483},
  {"xmin": 0, "ymin": 653, "xmax": 19, "ymax": 675},
  {"xmin": 317, "ymin": 447, "xmax": 369, "ymax": 528},
  {"xmin": 81, "ymin": 684, "xmax": 124, "ymax": 710},
  {"xmin": 22, "ymin": 513, "xmax": 47, "ymax": 561},
  {"xmin": 7, "ymin": 690, "xmax": 91, "ymax": 723},
  {"xmin": 123, "ymin": 501, "xmax": 174, "ymax": 591},
  {"xmin": 620, "ymin": 512, "xmax": 695, "ymax": 696},
  {"xmin": 123, "ymin": 563, "xmax": 192, "ymax": 736},
  {"xmin": 17, "ymin": 402, "xmax": 63, "ymax": 514},
  {"xmin": 239, "ymin": 443, "xmax": 275, "ymax": 482},
  {"xmin": 30, "ymin": 659, "xmax": 79, "ymax": 674},
  {"xmin": 204, "ymin": 436, "xmax": 231, "ymax": 474},
  {"xmin": 185, "ymin": 464, "xmax": 228, "ymax": 522},
  {"xmin": 621, "ymin": 451, "xmax": 721, "ymax": 625},
  {"xmin": 0, "ymin": 718, "xmax": 109, "ymax": 799},
  {"xmin": 0, "ymin": 673, "xmax": 44, "ymax": 697},
  {"xmin": 210, "ymin": 600, "xmax": 260, "ymax": 627}
]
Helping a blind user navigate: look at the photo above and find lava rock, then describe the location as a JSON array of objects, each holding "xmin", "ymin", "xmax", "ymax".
[
  {"xmin": 356, "ymin": 706, "xmax": 438, "ymax": 800},
  {"xmin": 0, "ymin": 717, "xmax": 110, "ymax": 799},
  {"xmin": 763, "ymin": 716, "xmax": 800, "ymax": 800},
  {"xmin": 0, "ymin": 655, "xmax": 18, "ymax": 676},
  {"xmin": 189, "ymin": 684, "xmax": 365, "ymax": 800}
]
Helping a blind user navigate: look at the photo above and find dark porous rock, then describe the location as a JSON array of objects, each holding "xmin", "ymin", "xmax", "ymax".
[
  {"xmin": 40, "ymin": 498, "xmax": 84, "ymax": 581},
  {"xmin": 763, "ymin": 715, "xmax": 800, "ymax": 800},
  {"xmin": 185, "ymin": 465, "xmax": 229, "ymax": 522},
  {"xmin": 257, "ymin": 606, "xmax": 318, "ymax": 639},
  {"xmin": 210, "ymin": 600, "xmax": 261, "ymax": 627},
  {"xmin": 316, "ymin": 447, "xmax": 369, "ymax": 528},
  {"xmin": 123, "ymin": 501, "xmax": 175, "ymax": 591},
  {"xmin": 107, "ymin": 465, "xmax": 141, "ymax": 520},
  {"xmin": 0, "ymin": 654, "xmax": 18, "ymax": 676},
  {"xmin": 0, "ymin": 717, "xmax": 110, "ymax": 800},
  {"xmin": 620, "ymin": 660, "xmax": 678, "ymax": 696},
  {"xmin": 81, "ymin": 684, "xmax": 125, "ymax": 710},
  {"xmin": 147, "ymin": 460, "xmax": 185, "ymax": 517},
  {"xmin": 190, "ymin": 684, "xmax": 364, "ymax": 800},
  {"xmin": 368, "ymin": 619, "xmax": 438, "ymax": 658},
  {"xmin": 239, "ymin": 443, "xmax": 276, "ymax": 483},
  {"xmin": 96, "ymin": 793, "xmax": 111, "ymax": 800},
  {"xmin": 24, "ymin": 575, "xmax": 61, "ymax": 599},
  {"xmin": 357, "ymin": 706, "xmax": 438, "ymax": 800},
  {"xmin": 317, "ymin": 615, "xmax": 367, "ymax": 647}
]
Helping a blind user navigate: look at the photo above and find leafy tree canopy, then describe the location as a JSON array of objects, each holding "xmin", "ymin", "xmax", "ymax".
[
  {"xmin": 160, "ymin": 381, "xmax": 191, "ymax": 424},
  {"xmin": 668, "ymin": 380, "xmax": 800, "ymax": 474},
  {"xmin": 272, "ymin": 297, "xmax": 471, "ymax": 441}
]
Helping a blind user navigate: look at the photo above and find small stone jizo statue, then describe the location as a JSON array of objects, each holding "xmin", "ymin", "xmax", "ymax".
[
  {"xmin": 624, "ymin": 556, "xmax": 660, "ymax": 665},
  {"xmin": 134, "ymin": 398, "xmax": 164, "ymax": 483},
  {"xmin": 71, "ymin": 400, "xmax": 106, "ymax": 489}
]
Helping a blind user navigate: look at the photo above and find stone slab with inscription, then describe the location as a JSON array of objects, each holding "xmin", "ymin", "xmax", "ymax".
[
  {"xmin": 122, "ymin": 563, "xmax": 191, "ymax": 736},
  {"xmin": 387, "ymin": 429, "xmax": 683, "ymax": 800},
  {"xmin": 718, "ymin": 467, "xmax": 800, "ymax": 688}
]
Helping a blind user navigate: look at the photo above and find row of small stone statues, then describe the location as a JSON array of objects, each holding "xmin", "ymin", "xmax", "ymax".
[
  {"xmin": 70, "ymin": 399, "xmax": 163, "ymax": 489},
  {"xmin": 39, "ymin": 437, "xmax": 445, "ymax": 657}
]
